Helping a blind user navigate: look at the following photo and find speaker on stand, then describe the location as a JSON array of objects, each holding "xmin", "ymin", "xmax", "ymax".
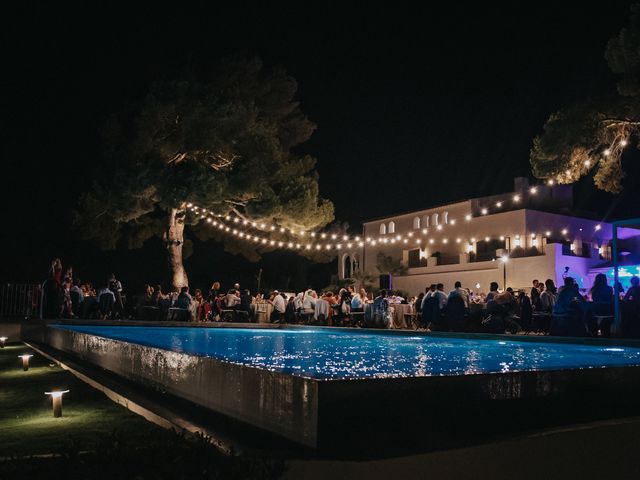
[{"xmin": 379, "ymin": 274, "xmax": 392, "ymax": 291}]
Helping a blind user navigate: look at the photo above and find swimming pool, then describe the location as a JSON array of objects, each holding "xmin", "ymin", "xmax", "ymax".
[
  {"xmin": 38, "ymin": 323, "xmax": 640, "ymax": 448},
  {"xmin": 50, "ymin": 324, "xmax": 640, "ymax": 380}
]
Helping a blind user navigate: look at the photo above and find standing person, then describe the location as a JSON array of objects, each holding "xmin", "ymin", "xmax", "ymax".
[
  {"xmin": 108, "ymin": 274, "xmax": 124, "ymax": 318},
  {"xmin": 530, "ymin": 280, "xmax": 540, "ymax": 307},
  {"xmin": 517, "ymin": 290, "xmax": 532, "ymax": 330},
  {"xmin": 538, "ymin": 279, "xmax": 557, "ymax": 314}
]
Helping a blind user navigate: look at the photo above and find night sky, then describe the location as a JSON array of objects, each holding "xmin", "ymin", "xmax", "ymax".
[{"xmin": 2, "ymin": 1, "xmax": 638, "ymax": 291}]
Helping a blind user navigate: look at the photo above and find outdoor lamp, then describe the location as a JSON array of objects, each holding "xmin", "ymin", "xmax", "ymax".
[
  {"xmin": 18, "ymin": 354, "xmax": 33, "ymax": 371},
  {"xmin": 0, "ymin": 336, "xmax": 8, "ymax": 348},
  {"xmin": 45, "ymin": 390, "xmax": 70, "ymax": 418}
]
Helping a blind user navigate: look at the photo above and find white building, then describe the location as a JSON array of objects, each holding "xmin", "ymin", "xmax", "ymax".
[{"xmin": 340, "ymin": 178, "xmax": 640, "ymax": 295}]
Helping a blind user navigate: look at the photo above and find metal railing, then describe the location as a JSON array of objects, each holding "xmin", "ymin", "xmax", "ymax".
[{"xmin": 0, "ymin": 283, "xmax": 42, "ymax": 319}]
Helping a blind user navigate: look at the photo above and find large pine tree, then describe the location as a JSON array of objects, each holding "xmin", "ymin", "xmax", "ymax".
[
  {"xmin": 530, "ymin": 4, "xmax": 640, "ymax": 193},
  {"xmin": 75, "ymin": 56, "xmax": 334, "ymax": 289}
]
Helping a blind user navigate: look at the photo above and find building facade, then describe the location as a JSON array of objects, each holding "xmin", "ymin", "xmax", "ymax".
[{"xmin": 341, "ymin": 178, "xmax": 640, "ymax": 296}]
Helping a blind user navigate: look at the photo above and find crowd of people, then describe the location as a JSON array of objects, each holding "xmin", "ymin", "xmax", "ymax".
[
  {"xmin": 42, "ymin": 258, "xmax": 125, "ymax": 320},
  {"xmin": 401, "ymin": 275, "xmax": 640, "ymax": 337},
  {"xmin": 41, "ymin": 258, "xmax": 640, "ymax": 337}
]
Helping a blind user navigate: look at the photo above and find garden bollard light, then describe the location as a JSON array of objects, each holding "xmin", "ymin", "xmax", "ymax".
[
  {"xmin": 45, "ymin": 390, "xmax": 69, "ymax": 417},
  {"xmin": 0, "ymin": 336, "xmax": 8, "ymax": 348},
  {"xmin": 18, "ymin": 354, "xmax": 33, "ymax": 371}
]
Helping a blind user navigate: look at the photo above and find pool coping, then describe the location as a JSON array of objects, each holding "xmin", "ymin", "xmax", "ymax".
[{"xmin": 28, "ymin": 318, "xmax": 640, "ymax": 348}]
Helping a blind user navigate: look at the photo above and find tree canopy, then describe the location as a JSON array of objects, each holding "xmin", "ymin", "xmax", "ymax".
[
  {"xmin": 530, "ymin": 4, "xmax": 640, "ymax": 193},
  {"xmin": 75, "ymin": 56, "xmax": 334, "ymax": 287}
]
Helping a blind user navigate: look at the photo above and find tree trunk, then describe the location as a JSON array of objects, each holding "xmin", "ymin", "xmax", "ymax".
[{"xmin": 165, "ymin": 205, "xmax": 189, "ymax": 290}]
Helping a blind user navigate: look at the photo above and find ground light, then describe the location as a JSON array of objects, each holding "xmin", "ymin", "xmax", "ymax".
[
  {"xmin": 18, "ymin": 354, "xmax": 33, "ymax": 371},
  {"xmin": 0, "ymin": 336, "xmax": 7, "ymax": 348},
  {"xmin": 45, "ymin": 390, "xmax": 70, "ymax": 418}
]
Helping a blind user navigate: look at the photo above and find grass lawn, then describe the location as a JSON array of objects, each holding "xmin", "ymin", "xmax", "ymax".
[{"xmin": 0, "ymin": 343, "xmax": 284, "ymax": 479}]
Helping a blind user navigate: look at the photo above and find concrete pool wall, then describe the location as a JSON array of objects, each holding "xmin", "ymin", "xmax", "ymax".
[
  {"xmin": 26, "ymin": 322, "xmax": 640, "ymax": 449},
  {"xmin": 42, "ymin": 325, "xmax": 319, "ymax": 447}
]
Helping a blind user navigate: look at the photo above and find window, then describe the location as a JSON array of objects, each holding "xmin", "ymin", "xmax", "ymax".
[
  {"xmin": 432, "ymin": 213, "xmax": 439, "ymax": 226},
  {"xmin": 388, "ymin": 221, "xmax": 395, "ymax": 234},
  {"xmin": 379, "ymin": 223, "xmax": 386, "ymax": 235},
  {"xmin": 422, "ymin": 215, "xmax": 430, "ymax": 228},
  {"xmin": 413, "ymin": 217, "xmax": 421, "ymax": 229},
  {"xmin": 443, "ymin": 211, "xmax": 449, "ymax": 224}
]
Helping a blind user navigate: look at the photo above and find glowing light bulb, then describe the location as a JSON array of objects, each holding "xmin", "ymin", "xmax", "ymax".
[
  {"xmin": 545, "ymin": 231, "xmax": 551, "ymax": 237},
  {"xmin": 621, "ymin": 139, "xmax": 628, "ymax": 146},
  {"xmin": 443, "ymin": 238, "xmax": 448, "ymax": 244},
  {"xmin": 436, "ymin": 225, "xmax": 443, "ymax": 231},
  {"xmin": 358, "ymin": 241, "xmax": 364, "ymax": 247},
  {"xmin": 547, "ymin": 179, "xmax": 554, "ymax": 186},
  {"xmin": 450, "ymin": 219, "xmax": 456, "ymax": 225},
  {"xmin": 530, "ymin": 187, "xmax": 538, "ymax": 194},
  {"xmin": 268, "ymin": 240, "xmax": 275, "ymax": 246},
  {"xmin": 280, "ymin": 227, "xmax": 285, "ymax": 233},
  {"xmin": 465, "ymin": 214, "xmax": 472, "ymax": 221},
  {"xmin": 604, "ymin": 149, "xmax": 611, "ymax": 156},
  {"xmin": 354, "ymin": 236, "xmax": 360, "ymax": 241},
  {"xmin": 347, "ymin": 243, "xmax": 353, "ymax": 248},
  {"xmin": 561, "ymin": 228, "xmax": 568, "ymax": 235},
  {"xmin": 496, "ymin": 201, "xmax": 502, "ymax": 208},
  {"xmin": 595, "ymin": 224, "xmax": 601, "ymax": 231},
  {"xmin": 584, "ymin": 160, "xmax": 590, "ymax": 167},
  {"xmin": 481, "ymin": 208, "xmax": 488, "ymax": 215},
  {"xmin": 484, "ymin": 236, "xmax": 490, "ymax": 242},
  {"xmin": 331, "ymin": 234, "xmax": 337, "ymax": 240},
  {"xmin": 456, "ymin": 238, "xmax": 461, "ymax": 243},
  {"xmin": 499, "ymin": 235, "xmax": 505, "ymax": 241},
  {"xmin": 513, "ymin": 194, "xmax": 520, "ymax": 202},
  {"xmin": 422, "ymin": 228, "xmax": 428, "ymax": 234},
  {"xmin": 429, "ymin": 239, "xmax": 434, "ymax": 244}
]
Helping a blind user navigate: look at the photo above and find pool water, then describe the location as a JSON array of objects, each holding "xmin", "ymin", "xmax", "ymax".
[{"xmin": 52, "ymin": 325, "xmax": 640, "ymax": 380}]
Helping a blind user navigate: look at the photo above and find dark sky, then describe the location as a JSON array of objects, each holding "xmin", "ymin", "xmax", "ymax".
[{"xmin": 1, "ymin": 1, "xmax": 638, "ymax": 289}]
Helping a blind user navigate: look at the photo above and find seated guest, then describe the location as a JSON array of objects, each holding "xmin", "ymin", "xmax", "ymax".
[
  {"xmin": 588, "ymin": 273, "xmax": 614, "ymax": 336},
  {"xmin": 175, "ymin": 286, "xmax": 192, "ymax": 310},
  {"xmin": 371, "ymin": 290, "xmax": 390, "ymax": 328},
  {"xmin": 551, "ymin": 277, "xmax": 587, "ymax": 336},
  {"xmin": 590, "ymin": 273, "xmax": 613, "ymax": 308},
  {"xmin": 240, "ymin": 289, "xmax": 253, "ymax": 314},
  {"xmin": 350, "ymin": 288, "xmax": 365, "ymax": 311},
  {"xmin": 324, "ymin": 291, "xmax": 339, "ymax": 325},
  {"xmin": 70, "ymin": 279, "xmax": 84, "ymax": 316},
  {"xmin": 448, "ymin": 281, "xmax": 469, "ymax": 308},
  {"xmin": 270, "ymin": 290, "xmax": 286, "ymax": 323},
  {"xmin": 433, "ymin": 283, "xmax": 448, "ymax": 310},
  {"xmin": 303, "ymin": 289, "xmax": 317, "ymax": 313},
  {"xmin": 224, "ymin": 289, "xmax": 241, "ymax": 309},
  {"xmin": 624, "ymin": 276, "xmax": 640, "ymax": 302},
  {"xmin": 285, "ymin": 295, "xmax": 297, "ymax": 323},
  {"xmin": 314, "ymin": 295, "xmax": 330, "ymax": 325},
  {"xmin": 97, "ymin": 282, "xmax": 115, "ymax": 319},
  {"xmin": 538, "ymin": 279, "xmax": 557, "ymax": 313},
  {"xmin": 485, "ymin": 282, "xmax": 500, "ymax": 302}
]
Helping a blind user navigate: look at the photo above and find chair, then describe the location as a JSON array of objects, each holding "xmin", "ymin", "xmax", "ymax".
[
  {"xmin": 445, "ymin": 296, "xmax": 467, "ymax": 332},
  {"xmin": 220, "ymin": 309, "xmax": 236, "ymax": 322},
  {"xmin": 98, "ymin": 293, "xmax": 114, "ymax": 319},
  {"xmin": 167, "ymin": 308, "xmax": 190, "ymax": 322}
]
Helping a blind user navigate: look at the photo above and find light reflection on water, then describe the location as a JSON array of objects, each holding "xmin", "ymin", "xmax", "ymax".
[{"xmin": 52, "ymin": 326, "xmax": 640, "ymax": 380}]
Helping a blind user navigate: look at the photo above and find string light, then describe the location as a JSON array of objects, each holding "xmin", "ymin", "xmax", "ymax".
[
  {"xmin": 465, "ymin": 214, "xmax": 472, "ymax": 221},
  {"xmin": 530, "ymin": 187, "xmax": 538, "ymax": 194},
  {"xmin": 621, "ymin": 139, "xmax": 628, "ymax": 147},
  {"xmin": 513, "ymin": 194, "xmax": 520, "ymax": 202},
  {"xmin": 496, "ymin": 201, "xmax": 502, "ymax": 208},
  {"xmin": 547, "ymin": 179, "xmax": 554, "ymax": 186},
  {"xmin": 481, "ymin": 208, "xmax": 488, "ymax": 215},
  {"xmin": 604, "ymin": 149, "xmax": 611, "ymax": 156}
]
